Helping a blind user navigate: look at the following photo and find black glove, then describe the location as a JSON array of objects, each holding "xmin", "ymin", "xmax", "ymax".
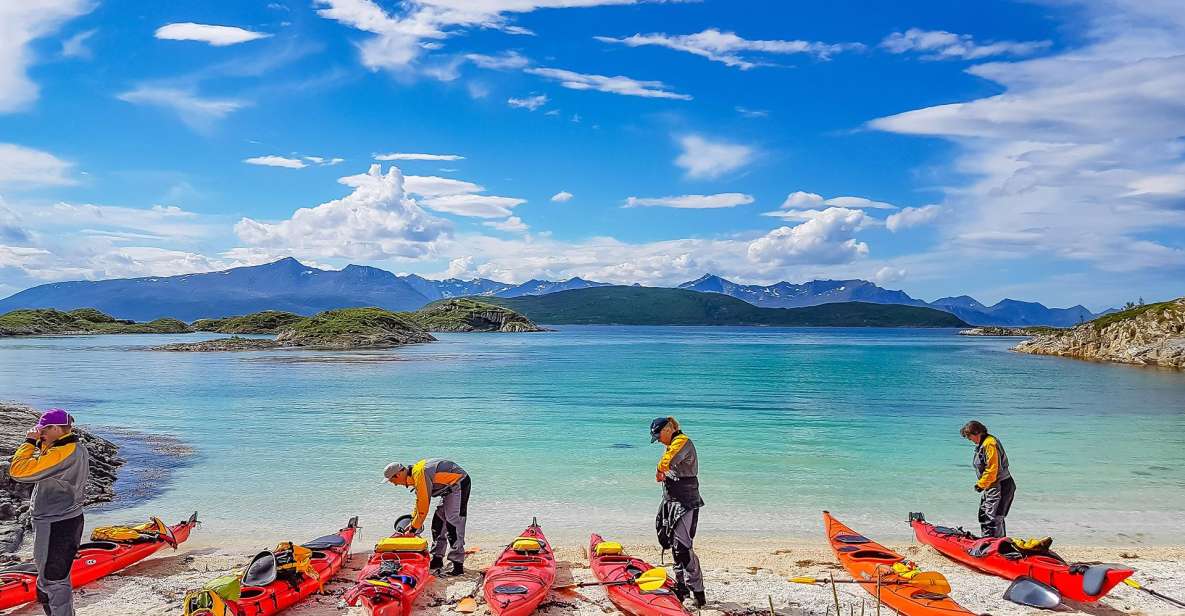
[{"xmin": 974, "ymin": 485, "xmax": 984, "ymax": 493}]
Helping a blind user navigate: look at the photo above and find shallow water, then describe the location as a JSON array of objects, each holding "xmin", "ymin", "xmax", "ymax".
[{"xmin": 1, "ymin": 327, "xmax": 1182, "ymax": 548}]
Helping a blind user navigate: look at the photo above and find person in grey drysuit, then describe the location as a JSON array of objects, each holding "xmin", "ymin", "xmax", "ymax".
[
  {"xmin": 651, "ymin": 416, "xmax": 706, "ymax": 608},
  {"xmin": 961, "ymin": 420, "xmax": 1016, "ymax": 538},
  {"xmin": 382, "ymin": 458, "xmax": 470, "ymax": 576},
  {"xmin": 8, "ymin": 409, "xmax": 90, "ymax": 616}
]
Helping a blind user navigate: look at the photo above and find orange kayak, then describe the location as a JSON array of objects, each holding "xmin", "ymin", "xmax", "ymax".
[{"xmin": 823, "ymin": 512, "xmax": 974, "ymax": 616}]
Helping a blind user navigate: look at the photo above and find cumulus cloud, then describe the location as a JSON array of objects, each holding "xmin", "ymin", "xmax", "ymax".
[
  {"xmin": 885, "ymin": 205, "xmax": 941, "ymax": 232},
  {"xmin": 154, "ymin": 23, "xmax": 271, "ymax": 46},
  {"xmin": 508, "ymin": 94, "xmax": 548, "ymax": 110},
  {"xmin": 881, "ymin": 28, "xmax": 1050, "ymax": 61},
  {"xmin": 0, "ymin": 143, "xmax": 75, "ymax": 188},
  {"xmin": 747, "ymin": 208, "xmax": 870, "ymax": 266},
  {"xmin": 0, "ymin": 0, "xmax": 93, "ymax": 112},
  {"xmin": 550, "ymin": 191, "xmax": 573, "ymax": 202},
  {"xmin": 596, "ymin": 28, "xmax": 863, "ymax": 70},
  {"xmin": 525, "ymin": 67, "xmax": 691, "ymax": 100},
  {"xmin": 675, "ymin": 135, "xmax": 754, "ymax": 180},
  {"xmin": 244, "ymin": 155, "xmax": 306, "ymax": 169},
  {"xmin": 117, "ymin": 86, "xmax": 247, "ymax": 132},
  {"xmin": 235, "ymin": 164, "xmax": 450, "ymax": 260},
  {"xmin": 483, "ymin": 216, "xmax": 528, "ymax": 233},
  {"xmin": 625, "ymin": 193, "xmax": 754, "ymax": 209},
  {"xmin": 874, "ymin": 266, "xmax": 907, "ymax": 284},
  {"xmin": 870, "ymin": 1, "xmax": 1185, "ymax": 276},
  {"xmin": 375, "ymin": 152, "xmax": 465, "ymax": 161}
]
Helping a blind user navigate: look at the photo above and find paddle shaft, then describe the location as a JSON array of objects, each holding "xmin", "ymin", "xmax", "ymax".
[{"xmin": 1137, "ymin": 587, "xmax": 1185, "ymax": 609}]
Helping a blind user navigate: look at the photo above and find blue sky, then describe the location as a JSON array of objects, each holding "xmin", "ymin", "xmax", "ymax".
[{"xmin": 1, "ymin": 0, "xmax": 1183, "ymax": 310}]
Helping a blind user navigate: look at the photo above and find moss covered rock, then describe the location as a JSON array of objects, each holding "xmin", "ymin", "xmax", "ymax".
[
  {"xmin": 275, "ymin": 307, "xmax": 435, "ymax": 349},
  {"xmin": 406, "ymin": 299, "xmax": 544, "ymax": 332},
  {"xmin": 192, "ymin": 311, "xmax": 306, "ymax": 334}
]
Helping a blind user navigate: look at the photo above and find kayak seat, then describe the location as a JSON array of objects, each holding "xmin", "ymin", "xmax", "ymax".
[
  {"xmin": 0, "ymin": 562, "xmax": 38, "ymax": 575},
  {"xmin": 1081, "ymin": 564, "xmax": 1126, "ymax": 597},
  {"xmin": 848, "ymin": 549, "xmax": 898, "ymax": 563},
  {"xmin": 303, "ymin": 534, "xmax": 346, "ymax": 550}
]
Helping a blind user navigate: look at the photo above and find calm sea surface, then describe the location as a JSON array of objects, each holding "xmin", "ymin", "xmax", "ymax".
[{"xmin": 2, "ymin": 327, "xmax": 1183, "ymax": 548}]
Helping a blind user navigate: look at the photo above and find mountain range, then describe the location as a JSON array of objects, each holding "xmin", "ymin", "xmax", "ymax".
[{"xmin": 0, "ymin": 258, "xmax": 1102, "ymax": 326}]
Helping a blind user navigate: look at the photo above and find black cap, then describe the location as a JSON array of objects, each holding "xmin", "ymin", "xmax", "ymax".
[{"xmin": 649, "ymin": 417, "xmax": 670, "ymax": 442}]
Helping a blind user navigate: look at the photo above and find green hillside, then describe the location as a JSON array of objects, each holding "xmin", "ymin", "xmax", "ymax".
[{"xmin": 478, "ymin": 286, "xmax": 968, "ymax": 327}]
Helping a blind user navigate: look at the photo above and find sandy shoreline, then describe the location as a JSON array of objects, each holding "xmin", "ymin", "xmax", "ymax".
[{"xmin": 5, "ymin": 538, "xmax": 1183, "ymax": 616}]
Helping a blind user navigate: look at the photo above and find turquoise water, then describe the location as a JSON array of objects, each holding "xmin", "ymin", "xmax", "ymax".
[{"xmin": 1, "ymin": 327, "xmax": 1183, "ymax": 549}]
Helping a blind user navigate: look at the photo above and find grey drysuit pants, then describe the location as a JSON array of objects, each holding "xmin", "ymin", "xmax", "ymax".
[
  {"xmin": 430, "ymin": 476, "xmax": 470, "ymax": 564},
  {"xmin": 978, "ymin": 476, "xmax": 1016, "ymax": 538},
  {"xmin": 34, "ymin": 514, "xmax": 84, "ymax": 616},
  {"xmin": 672, "ymin": 508, "xmax": 703, "ymax": 593}
]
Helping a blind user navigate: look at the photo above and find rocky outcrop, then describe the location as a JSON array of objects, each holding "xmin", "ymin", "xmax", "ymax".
[
  {"xmin": 152, "ymin": 336, "xmax": 282, "ymax": 352},
  {"xmin": 0, "ymin": 404, "xmax": 124, "ymax": 558},
  {"xmin": 191, "ymin": 311, "xmax": 305, "ymax": 334},
  {"xmin": 960, "ymin": 326, "xmax": 1057, "ymax": 336},
  {"xmin": 277, "ymin": 307, "xmax": 436, "ymax": 349},
  {"xmin": 0, "ymin": 308, "xmax": 192, "ymax": 337},
  {"xmin": 1014, "ymin": 298, "xmax": 1185, "ymax": 369},
  {"xmin": 406, "ymin": 299, "xmax": 545, "ymax": 332}
]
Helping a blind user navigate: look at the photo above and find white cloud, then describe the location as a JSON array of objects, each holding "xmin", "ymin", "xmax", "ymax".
[
  {"xmin": 117, "ymin": 86, "xmax": 247, "ymax": 132},
  {"xmin": 625, "ymin": 193, "xmax": 754, "ymax": 209},
  {"xmin": 61, "ymin": 28, "xmax": 96, "ymax": 60},
  {"xmin": 304, "ymin": 156, "xmax": 345, "ymax": 166},
  {"xmin": 244, "ymin": 155, "xmax": 306, "ymax": 169},
  {"xmin": 235, "ymin": 164, "xmax": 450, "ymax": 260},
  {"xmin": 886, "ymin": 205, "xmax": 941, "ymax": 232},
  {"xmin": 820, "ymin": 196, "xmax": 896, "ymax": 210},
  {"xmin": 484, "ymin": 216, "xmax": 528, "ymax": 233},
  {"xmin": 155, "ymin": 23, "xmax": 272, "ymax": 46},
  {"xmin": 421, "ymin": 194, "xmax": 526, "ymax": 218},
  {"xmin": 0, "ymin": 0, "xmax": 93, "ymax": 112},
  {"xmin": 465, "ymin": 51, "xmax": 529, "ymax": 70},
  {"xmin": 525, "ymin": 67, "xmax": 691, "ymax": 100},
  {"xmin": 747, "ymin": 207, "xmax": 870, "ymax": 266},
  {"xmin": 735, "ymin": 106, "xmax": 768, "ymax": 118},
  {"xmin": 881, "ymin": 28, "xmax": 1051, "ymax": 61},
  {"xmin": 596, "ymin": 28, "xmax": 862, "ymax": 70},
  {"xmin": 508, "ymin": 94, "xmax": 548, "ymax": 110},
  {"xmin": 0, "ymin": 143, "xmax": 75, "ymax": 188},
  {"xmin": 314, "ymin": 0, "xmax": 637, "ymax": 72},
  {"xmin": 32, "ymin": 202, "xmax": 212, "ymax": 239},
  {"xmin": 404, "ymin": 175, "xmax": 484, "ymax": 197},
  {"xmin": 874, "ymin": 266, "xmax": 907, "ymax": 284},
  {"xmin": 869, "ymin": 1, "xmax": 1185, "ymax": 276},
  {"xmin": 767, "ymin": 191, "xmax": 898, "ymax": 218},
  {"xmin": 675, "ymin": 135, "xmax": 754, "ymax": 179},
  {"xmin": 550, "ymin": 191, "xmax": 573, "ymax": 202},
  {"xmin": 375, "ymin": 152, "xmax": 465, "ymax": 161}
]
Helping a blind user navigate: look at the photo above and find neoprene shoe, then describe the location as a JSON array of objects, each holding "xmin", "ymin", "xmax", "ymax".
[
  {"xmin": 694, "ymin": 591, "xmax": 707, "ymax": 607},
  {"xmin": 429, "ymin": 556, "xmax": 444, "ymax": 570},
  {"xmin": 673, "ymin": 583, "xmax": 690, "ymax": 602},
  {"xmin": 447, "ymin": 561, "xmax": 464, "ymax": 576}
]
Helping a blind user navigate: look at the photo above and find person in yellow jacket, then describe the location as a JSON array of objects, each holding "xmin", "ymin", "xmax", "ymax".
[
  {"xmin": 8, "ymin": 409, "xmax": 90, "ymax": 616},
  {"xmin": 383, "ymin": 459, "xmax": 470, "ymax": 575},
  {"xmin": 961, "ymin": 420, "xmax": 1016, "ymax": 538},
  {"xmin": 650, "ymin": 416, "xmax": 705, "ymax": 608}
]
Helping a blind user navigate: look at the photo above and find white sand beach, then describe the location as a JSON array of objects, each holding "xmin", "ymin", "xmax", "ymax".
[{"xmin": 6, "ymin": 539, "xmax": 1183, "ymax": 616}]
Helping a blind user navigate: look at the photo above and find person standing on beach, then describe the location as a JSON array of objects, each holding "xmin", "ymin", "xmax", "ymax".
[
  {"xmin": 382, "ymin": 458, "xmax": 470, "ymax": 576},
  {"xmin": 651, "ymin": 416, "xmax": 706, "ymax": 608},
  {"xmin": 8, "ymin": 409, "xmax": 90, "ymax": 616},
  {"xmin": 961, "ymin": 420, "xmax": 1016, "ymax": 538}
]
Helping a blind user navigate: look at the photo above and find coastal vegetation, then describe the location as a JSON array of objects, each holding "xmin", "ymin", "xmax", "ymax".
[
  {"xmin": 400, "ymin": 298, "xmax": 544, "ymax": 332},
  {"xmin": 1014, "ymin": 297, "xmax": 1185, "ymax": 369},
  {"xmin": 275, "ymin": 307, "xmax": 435, "ymax": 349},
  {"xmin": 0, "ymin": 308, "xmax": 190, "ymax": 336},
  {"xmin": 191, "ymin": 310, "xmax": 305, "ymax": 334},
  {"xmin": 959, "ymin": 326, "xmax": 1062, "ymax": 336},
  {"xmin": 480, "ymin": 286, "xmax": 969, "ymax": 327}
]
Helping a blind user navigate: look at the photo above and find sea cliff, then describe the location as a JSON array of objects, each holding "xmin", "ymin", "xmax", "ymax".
[{"xmin": 1014, "ymin": 298, "xmax": 1185, "ymax": 369}]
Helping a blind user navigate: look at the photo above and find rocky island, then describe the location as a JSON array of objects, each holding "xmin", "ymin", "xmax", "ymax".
[
  {"xmin": 959, "ymin": 326, "xmax": 1060, "ymax": 336},
  {"xmin": 1014, "ymin": 297, "xmax": 1185, "ymax": 369},
  {"xmin": 0, "ymin": 404, "xmax": 124, "ymax": 558},
  {"xmin": 401, "ymin": 298, "xmax": 545, "ymax": 332},
  {"xmin": 191, "ymin": 310, "xmax": 305, "ymax": 334},
  {"xmin": 0, "ymin": 308, "xmax": 190, "ymax": 336}
]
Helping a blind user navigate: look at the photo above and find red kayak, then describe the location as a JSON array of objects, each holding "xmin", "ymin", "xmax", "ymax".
[
  {"xmin": 0, "ymin": 512, "xmax": 198, "ymax": 610},
  {"xmin": 483, "ymin": 520, "xmax": 556, "ymax": 616},
  {"xmin": 346, "ymin": 534, "xmax": 435, "ymax": 616},
  {"xmin": 588, "ymin": 534, "xmax": 687, "ymax": 616},
  {"xmin": 910, "ymin": 513, "xmax": 1133, "ymax": 603},
  {"xmin": 224, "ymin": 517, "xmax": 358, "ymax": 615}
]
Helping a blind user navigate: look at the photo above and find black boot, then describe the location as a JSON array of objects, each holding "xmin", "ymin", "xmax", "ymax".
[
  {"xmin": 447, "ymin": 561, "xmax": 465, "ymax": 576},
  {"xmin": 693, "ymin": 591, "xmax": 707, "ymax": 608},
  {"xmin": 673, "ymin": 583, "xmax": 690, "ymax": 602},
  {"xmin": 429, "ymin": 556, "xmax": 444, "ymax": 570}
]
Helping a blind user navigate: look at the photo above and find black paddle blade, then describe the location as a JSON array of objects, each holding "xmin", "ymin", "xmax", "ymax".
[{"xmin": 1004, "ymin": 577, "xmax": 1061, "ymax": 609}]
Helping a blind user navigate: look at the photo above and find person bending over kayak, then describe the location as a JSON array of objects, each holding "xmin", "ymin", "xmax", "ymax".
[
  {"xmin": 383, "ymin": 458, "xmax": 470, "ymax": 576},
  {"xmin": 961, "ymin": 420, "xmax": 1016, "ymax": 538},
  {"xmin": 650, "ymin": 416, "xmax": 706, "ymax": 608},
  {"xmin": 8, "ymin": 409, "xmax": 90, "ymax": 616}
]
